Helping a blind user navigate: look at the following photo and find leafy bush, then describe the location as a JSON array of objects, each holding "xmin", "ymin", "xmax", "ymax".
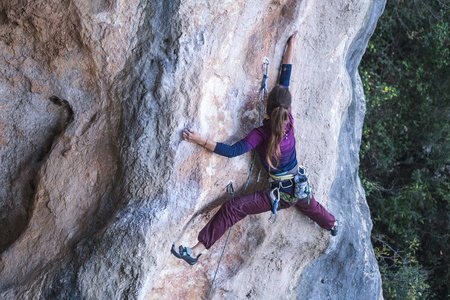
[
  {"xmin": 359, "ymin": 0, "xmax": 449, "ymax": 298},
  {"xmin": 373, "ymin": 235, "xmax": 430, "ymax": 299}
]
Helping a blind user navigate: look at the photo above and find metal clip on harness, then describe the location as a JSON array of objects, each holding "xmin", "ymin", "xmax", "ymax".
[{"xmin": 268, "ymin": 187, "xmax": 280, "ymax": 223}]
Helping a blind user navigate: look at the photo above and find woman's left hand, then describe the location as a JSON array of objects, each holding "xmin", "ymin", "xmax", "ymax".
[
  {"xmin": 183, "ymin": 129, "xmax": 204, "ymax": 145},
  {"xmin": 288, "ymin": 30, "xmax": 298, "ymax": 45}
]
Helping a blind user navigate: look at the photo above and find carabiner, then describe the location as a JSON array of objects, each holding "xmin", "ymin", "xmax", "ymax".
[
  {"xmin": 268, "ymin": 211, "xmax": 277, "ymax": 224},
  {"xmin": 268, "ymin": 187, "xmax": 280, "ymax": 224},
  {"xmin": 226, "ymin": 181, "xmax": 235, "ymax": 197},
  {"xmin": 263, "ymin": 57, "xmax": 270, "ymax": 76}
]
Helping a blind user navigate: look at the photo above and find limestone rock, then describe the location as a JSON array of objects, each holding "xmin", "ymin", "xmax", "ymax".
[{"xmin": 0, "ymin": 0, "xmax": 384, "ymax": 299}]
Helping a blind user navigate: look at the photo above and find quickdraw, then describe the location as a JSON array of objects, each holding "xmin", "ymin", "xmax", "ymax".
[{"xmin": 268, "ymin": 187, "xmax": 280, "ymax": 223}]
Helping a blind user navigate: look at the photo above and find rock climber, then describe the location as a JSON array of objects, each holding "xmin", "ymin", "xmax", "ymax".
[{"xmin": 172, "ymin": 31, "xmax": 338, "ymax": 265}]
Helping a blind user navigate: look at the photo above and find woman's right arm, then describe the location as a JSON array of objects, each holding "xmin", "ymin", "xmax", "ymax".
[
  {"xmin": 182, "ymin": 127, "xmax": 263, "ymax": 158},
  {"xmin": 183, "ymin": 129, "xmax": 217, "ymax": 152}
]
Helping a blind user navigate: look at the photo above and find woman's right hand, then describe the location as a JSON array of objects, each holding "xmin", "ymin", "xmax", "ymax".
[{"xmin": 183, "ymin": 129, "xmax": 204, "ymax": 145}]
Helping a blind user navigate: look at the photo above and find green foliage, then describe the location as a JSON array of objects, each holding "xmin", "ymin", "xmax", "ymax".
[
  {"xmin": 359, "ymin": 0, "xmax": 450, "ymax": 298},
  {"xmin": 373, "ymin": 236, "xmax": 430, "ymax": 299}
]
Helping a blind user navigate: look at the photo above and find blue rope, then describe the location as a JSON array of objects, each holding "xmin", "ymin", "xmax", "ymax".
[
  {"xmin": 207, "ymin": 60, "xmax": 269, "ymax": 300},
  {"xmin": 206, "ymin": 222, "xmax": 233, "ymax": 300}
]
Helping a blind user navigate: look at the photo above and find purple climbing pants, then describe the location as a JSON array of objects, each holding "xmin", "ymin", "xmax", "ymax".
[{"xmin": 198, "ymin": 189, "xmax": 336, "ymax": 249}]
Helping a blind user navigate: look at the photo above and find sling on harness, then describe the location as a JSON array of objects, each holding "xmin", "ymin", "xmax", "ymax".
[{"xmin": 294, "ymin": 167, "xmax": 311, "ymax": 200}]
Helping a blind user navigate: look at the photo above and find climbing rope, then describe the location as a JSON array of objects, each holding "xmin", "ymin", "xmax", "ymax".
[
  {"xmin": 207, "ymin": 58, "xmax": 269, "ymax": 300},
  {"xmin": 206, "ymin": 182, "xmax": 234, "ymax": 300}
]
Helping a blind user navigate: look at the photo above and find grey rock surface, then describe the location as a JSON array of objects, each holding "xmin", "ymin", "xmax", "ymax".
[
  {"xmin": 297, "ymin": 1, "xmax": 386, "ymax": 299},
  {"xmin": 0, "ymin": 0, "xmax": 384, "ymax": 299}
]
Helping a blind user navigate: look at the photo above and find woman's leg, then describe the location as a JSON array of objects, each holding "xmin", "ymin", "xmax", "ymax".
[
  {"xmin": 295, "ymin": 193, "xmax": 335, "ymax": 229},
  {"xmin": 197, "ymin": 189, "xmax": 272, "ymax": 250}
]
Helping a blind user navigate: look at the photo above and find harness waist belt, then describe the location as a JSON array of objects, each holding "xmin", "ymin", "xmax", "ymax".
[{"xmin": 268, "ymin": 164, "xmax": 299, "ymax": 182}]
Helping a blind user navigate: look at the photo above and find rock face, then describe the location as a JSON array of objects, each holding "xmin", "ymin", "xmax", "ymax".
[{"xmin": 0, "ymin": 0, "xmax": 384, "ymax": 299}]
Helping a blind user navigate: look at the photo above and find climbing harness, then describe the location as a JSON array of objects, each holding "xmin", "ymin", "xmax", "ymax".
[
  {"xmin": 207, "ymin": 59, "xmax": 269, "ymax": 300},
  {"xmin": 267, "ymin": 165, "xmax": 311, "ymax": 222}
]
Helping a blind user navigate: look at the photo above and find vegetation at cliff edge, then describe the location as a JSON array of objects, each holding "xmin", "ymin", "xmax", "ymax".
[{"xmin": 359, "ymin": 0, "xmax": 449, "ymax": 299}]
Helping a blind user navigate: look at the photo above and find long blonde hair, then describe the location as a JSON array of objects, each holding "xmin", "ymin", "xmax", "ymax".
[{"xmin": 265, "ymin": 86, "xmax": 292, "ymax": 170}]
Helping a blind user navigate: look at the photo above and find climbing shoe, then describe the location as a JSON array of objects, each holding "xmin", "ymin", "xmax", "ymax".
[
  {"xmin": 329, "ymin": 219, "xmax": 339, "ymax": 236},
  {"xmin": 171, "ymin": 244, "xmax": 200, "ymax": 265}
]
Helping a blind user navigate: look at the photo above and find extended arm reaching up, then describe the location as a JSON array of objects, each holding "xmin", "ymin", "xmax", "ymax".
[
  {"xmin": 282, "ymin": 31, "xmax": 297, "ymax": 65},
  {"xmin": 279, "ymin": 31, "xmax": 298, "ymax": 88}
]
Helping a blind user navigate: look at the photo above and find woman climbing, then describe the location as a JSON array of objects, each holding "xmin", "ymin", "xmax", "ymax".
[{"xmin": 172, "ymin": 31, "xmax": 338, "ymax": 265}]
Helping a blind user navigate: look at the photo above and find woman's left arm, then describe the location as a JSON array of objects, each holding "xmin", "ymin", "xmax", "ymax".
[
  {"xmin": 183, "ymin": 129, "xmax": 217, "ymax": 151},
  {"xmin": 278, "ymin": 31, "xmax": 297, "ymax": 88},
  {"xmin": 282, "ymin": 31, "xmax": 297, "ymax": 65}
]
